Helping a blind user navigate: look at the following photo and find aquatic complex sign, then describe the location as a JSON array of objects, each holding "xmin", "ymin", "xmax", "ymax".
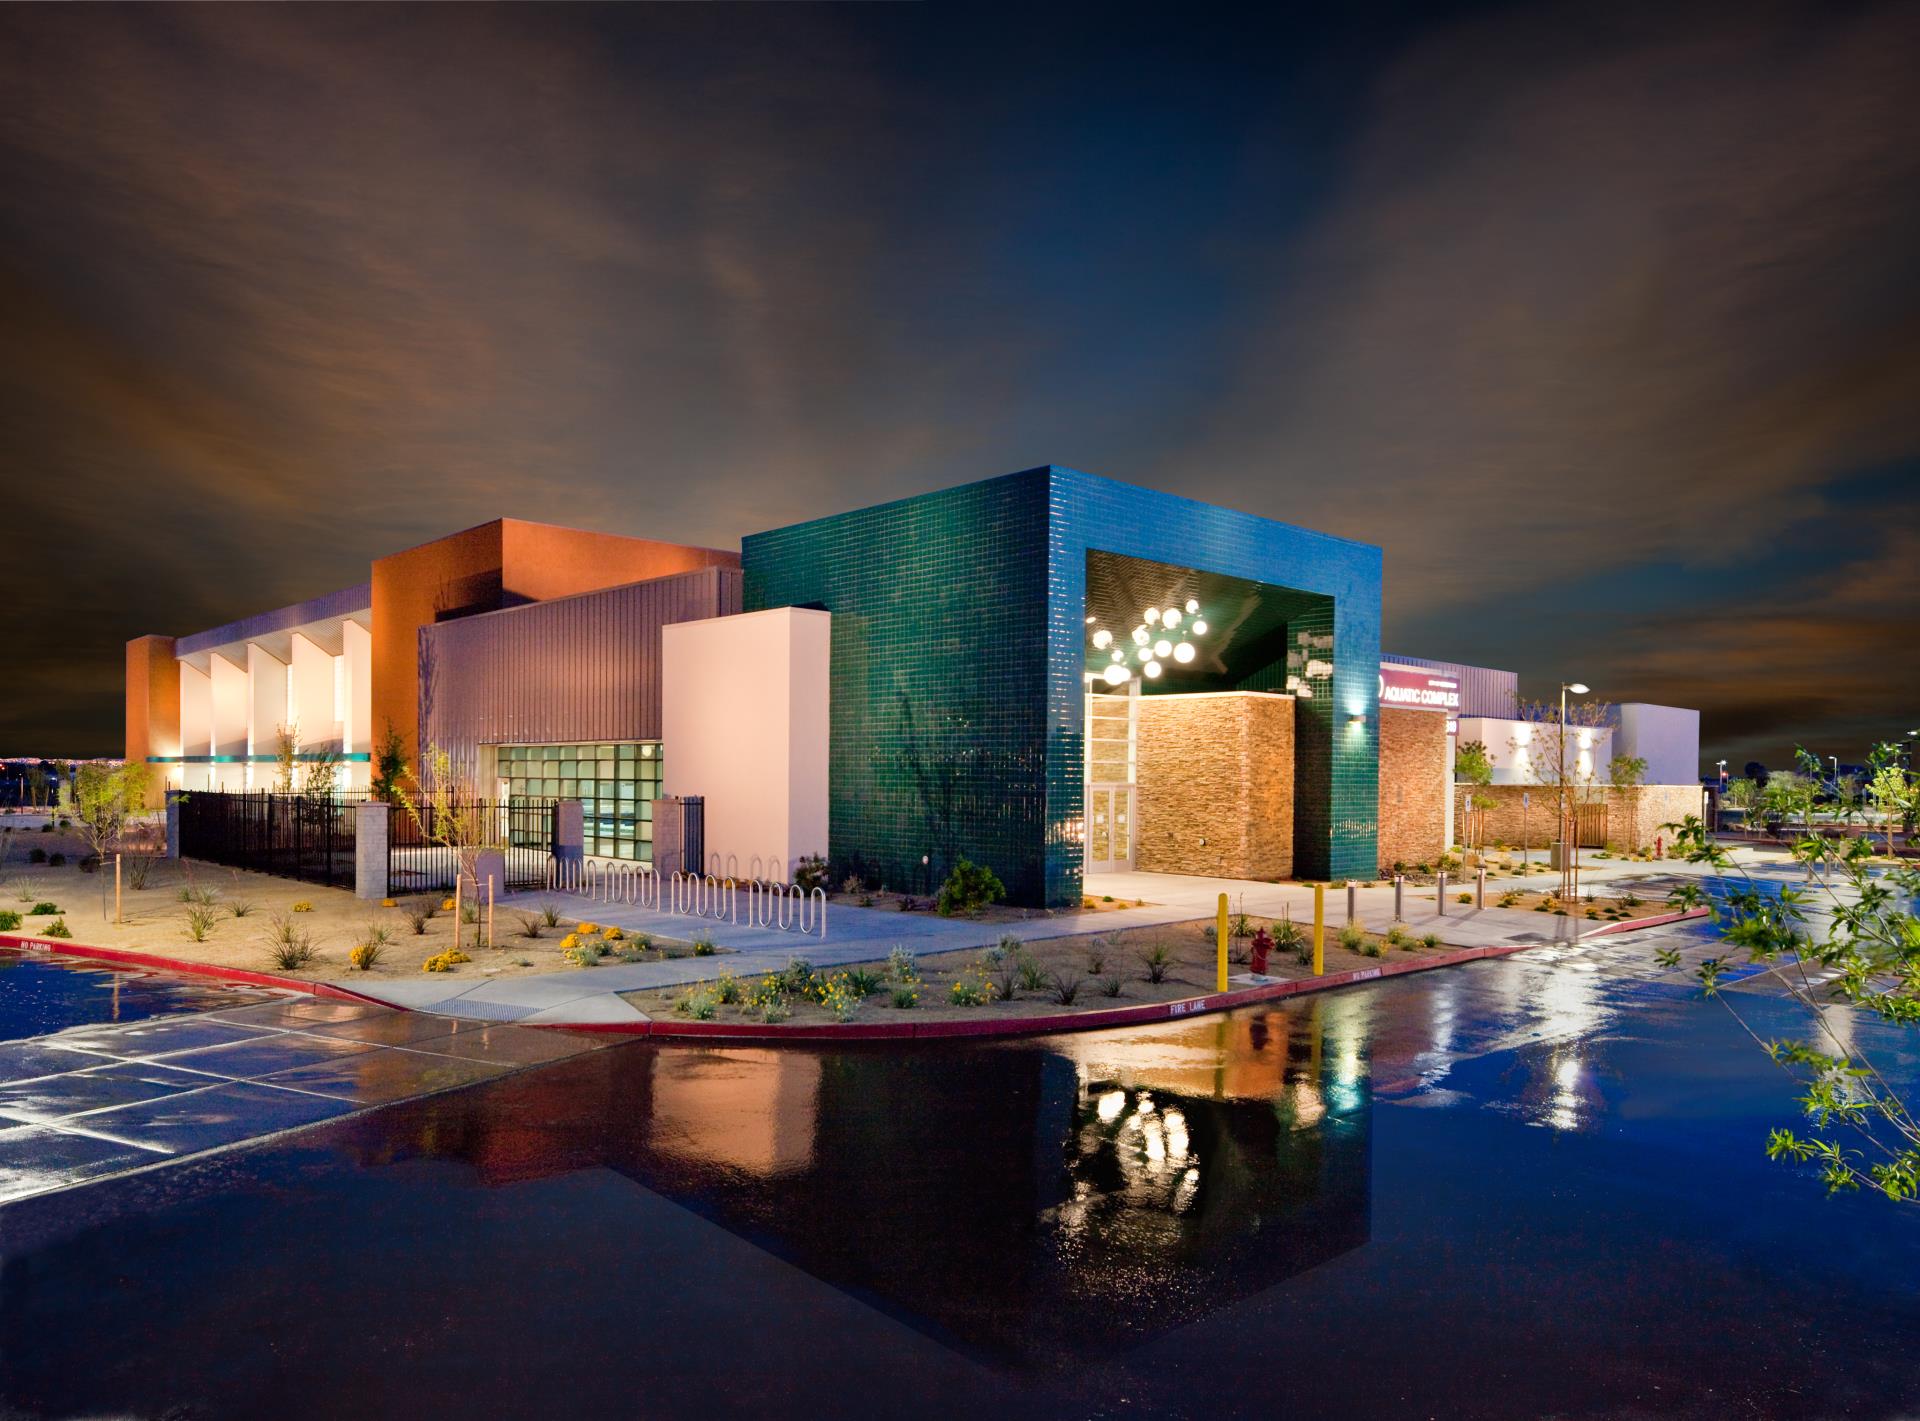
[{"xmin": 1378, "ymin": 666, "xmax": 1461, "ymax": 713}]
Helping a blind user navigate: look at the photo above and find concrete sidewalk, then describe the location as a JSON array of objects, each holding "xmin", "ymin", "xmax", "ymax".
[{"xmin": 333, "ymin": 855, "xmax": 1719, "ymax": 1025}]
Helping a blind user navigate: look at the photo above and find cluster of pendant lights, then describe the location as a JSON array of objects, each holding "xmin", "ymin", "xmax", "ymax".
[{"xmin": 1089, "ymin": 599, "xmax": 1209, "ymax": 687}]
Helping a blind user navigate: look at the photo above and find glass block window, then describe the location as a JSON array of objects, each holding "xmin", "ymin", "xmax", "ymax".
[{"xmin": 495, "ymin": 742, "xmax": 663, "ymax": 862}]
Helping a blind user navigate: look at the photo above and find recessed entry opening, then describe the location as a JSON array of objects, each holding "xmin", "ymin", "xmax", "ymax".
[{"xmin": 1082, "ymin": 550, "xmax": 1335, "ymax": 884}]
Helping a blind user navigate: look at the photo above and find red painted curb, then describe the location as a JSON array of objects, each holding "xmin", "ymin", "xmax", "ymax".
[
  {"xmin": 0, "ymin": 932, "xmax": 402, "ymax": 1010},
  {"xmin": 568, "ymin": 938, "xmax": 1550, "ymax": 1043},
  {"xmin": 1579, "ymin": 905, "xmax": 1712, "ymax": 937}
]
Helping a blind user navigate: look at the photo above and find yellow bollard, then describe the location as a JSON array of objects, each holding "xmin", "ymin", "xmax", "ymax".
[
  {"xmin": 1312, "ymin": 883, "xmax": 1325, "ymax": 975},
  {"xmin": 1216, "ymin": 892, "xmax": 1229, "ymax": 993},
  {"xmin": 114, "ymin": 853, "xmax": 123, "ymax": 926}
]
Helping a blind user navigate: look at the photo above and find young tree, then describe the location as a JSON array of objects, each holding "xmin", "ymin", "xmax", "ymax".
[
  {"xmin": 1663, "ymin": 781, "xmax": 1920, "ymax": 1203},
  {"xmin": 1607, "ymin": 753, "xmax": 1648, "ymax": 789},
  {"xmin": 72, "ymin": 761, "xmax": 154, "ymax": 916},
  {"xmin": 273, "ymin": 723, "xmax": 299, "ymax": 795},
  {"xmin": 1866, "ymin": 741, "xmax": 1917, "ymax": 858},
  {"xmin": 299, "ymin": 746, "xmax": 341, "ymax": 800},
  {"xmin": 369, "ymin": 722, "xmax": 408, "ymax": 805},
  {"xmin": 1454, "ymin": 739, "xmax": 1494, "ymax": 856},
  {"xmin": 398, "ymin": 743, "xmax": 501, "ymax": 953},
  {"xmin": 24, "ymin": 765, "xmax": 48, "ymax": 809},
  {"xmin": 1720, "ymin": 777, "xmax": 1760, "ymax": 832}
]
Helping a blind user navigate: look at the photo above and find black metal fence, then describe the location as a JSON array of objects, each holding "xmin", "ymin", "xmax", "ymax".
[
  {"xmin": 387, "ymin": 798, "xmax": 555, "ymax": 897},
  {"xmin": 177, "ymin": 791, "xmax": 362, "ymax": 890}
]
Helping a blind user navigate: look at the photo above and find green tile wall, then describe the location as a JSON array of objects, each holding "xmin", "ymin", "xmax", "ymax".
[{"xmin": 745, "ymin": 466, "xmax": 1382, "ymax": 906}]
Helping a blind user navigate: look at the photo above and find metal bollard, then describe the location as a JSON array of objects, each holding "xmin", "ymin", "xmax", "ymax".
[
  {"xmin": 1215, "ymin": 893, "xmax": 1229, "ymax": 994},
  {"xmin": 1476, "ymin": 867, "xmax": 1486, "ymax": 909},
  {"xmin": 1436, "ymin": 871, "xmax": 1447, "ymax": 915},
  {"xmin": 1394, "ymin": 874, "xmax": 1404, "ymax": 921},
  {"xmin": 1346, "ymin": 881, "xmax": 1358, "ymax": 926}
]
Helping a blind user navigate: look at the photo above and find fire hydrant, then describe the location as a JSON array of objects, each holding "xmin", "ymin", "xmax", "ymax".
[{"xmin": 1250, "ymin": 927, "xmax": 1274, "ymax": 975}]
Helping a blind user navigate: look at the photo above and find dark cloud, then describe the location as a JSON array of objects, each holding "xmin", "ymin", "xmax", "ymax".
[{"xmin": 0, "ymin": 2, "xmax": 1915, "ymax": 764}]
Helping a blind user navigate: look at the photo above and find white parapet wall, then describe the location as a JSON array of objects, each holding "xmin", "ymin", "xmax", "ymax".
[
  {"xmin": 1456, "ymin": 715, "xmax": 1616, "ymax": 787},
  {"xmin": 1614, "ymin": 703, "xmax": 1700, "ymax": 787},
  {"xmin": 662, "ymin": 607, "xmax": 830, "ymax": 881}
]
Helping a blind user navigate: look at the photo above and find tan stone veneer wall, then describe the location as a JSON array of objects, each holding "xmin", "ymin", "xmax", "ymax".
[
  {"xmin": 1135, "ymin": 692, "xmax": 1294, "ymax": 879},
  {"xmin": 1376, "ymin": 707, "xmax": 1448, "ymax": 872},
  {"xmin": 1469, "ymin": 783, "xmax": 1707, "ymax": 851}
]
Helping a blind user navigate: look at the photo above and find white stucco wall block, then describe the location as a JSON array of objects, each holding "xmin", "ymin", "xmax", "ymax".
[
  {"xmin": 662, "ymin": 607, "xmax": 830, "ymax": 881},
  {"xmin": 1613, "ymin": 703, "xmax": 1701, "ymax": 786}
]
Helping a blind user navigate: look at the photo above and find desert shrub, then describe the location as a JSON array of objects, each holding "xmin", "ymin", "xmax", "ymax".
[
  {"xmin": 516, "ymin": 912, "xmax": 544, "ymax": 939},
  {"xmin": 949, "ymin": 972, "xmax": 990, "ymax": 1007},
  {"xmin": 1048, "ymin": 971, "xmax": 1082, "ymax": 1005},
  {"xmin": 1015, "ymin": 952, "xmax": 1048, "ymax": 992},
  {"xmin": 0, "ymin": 910, "xmax": 17, "ymax": 931},
  {"xmin": 1622, "ymin": 891, "xmax": 1643, "ymax": 908},
  {"xmin": 889, "ymin": 984, "xmax": 919, "ymax": 1009},
  {"xmin": 460, "ymin": 902, "xmax": 479, "ymax": 925},
  {"xmin": 565, "ymin": 939, "xmax": 605, "ymax": 967},
  {"xmin": 1272, "ymin": 914, "xmax": 1309, "ymax": 965},
  {"xmin": 29, "ymin": 901, "xmax": 60, "ymax": 916},
  {"xmin": 793, "ymin": 855, "xmax": 833, "ymax": 893},
  {"xmin": 819, "ymin": 972, "xmax": 862, "ymax": 1021},
  {"xmin": 1421, "ymin": 931, "xmax": 1441, "ymax": 949},
  {"xmin": 40, "ymin": 918, "xmax": 72, "ymax": 939},
  {"xmin": 538, "ymin": 900, "xmax": 563, "ymax": 927},
  {"xmin": 1098, "ymin": 973, "xmax": 1123, "ymax": 998},
  {"xmin": 266, "ymin": 914, "xmax": 316, "ymax": 969},
  {"xmin": 1383, "ymin": 925, "xmax": 1409, "ymax": 949},
  {"xmin": 403, "ymin": 899, "xmax": 434, "ymax": 934},
  {"xmin": 859, "ymin": 894, "xmax": 875, "ymax": 908},
  {"xmin": 935, "ymin": 857, "xmax": 1005, "ymax": 918},
  {"xmin": 348, "ymin": 933, "xmax": 385, "ymax": 970},
  {"xmin": 713, "ymin": 971, "xmax": 744, "ymax": 1005},
  {"xmin": 440, "ymin": 897, "xmax": 456, "ymax": 914},
  {"xmin": 27, "ymin": 848, "xmax": 45, "ymax": 864},
  {"xmin": 79, "ymin": 855, "xmax": 101, "ymax": 875},
  {"xmin": 1499, "ymin": 890, "xmax": 1522, "ymax": 908},
  {"xmin": 291, "ymin": 901, "xmax": 314, "ymax": 914},
  {"xmin": 1457, "ymin": 893, "xmax": 1472, "ymax": 904},
  {"xmin": 984, "ymin": 934, "xmax": 1019, "ymax": 965},
  {"xmin": 11, "ymin": 877, "xmax": 39, "ymax": 902},
  {"xmin": 692, "ymin": 936, "xmax": 716, "ymax": 957},
  {"xmin": 178, "ymin": 884, "xmax": 214, "ymax": 906},
  {"xmin": 47, "ymin": 853, "xmax": 65, "ymax": 868},
  {"xmin": 777, "ymin": 957, "xmax": 816, "ymax": 996},
  {"xmin": 840, "ymin": 873, "xmax": 864, "ymax": 897},
  {"xmin": 675, "ymin": 987, "xmax": 719, "ymax": 1020},
  {"xmin": 183, "ymin": 904, "xmax": 218, "ymax": 942},
  {"xmin": 422, "ymin": 949, "xmax": 471, "ymax": 972},
  {"xmin": 886, "ymin": 946, "xmax": 918, "ymax": 983},
  {"xmin": 989, "ymin": 957, "xmax": 1021, "ymax": 1001},
  {"xmin": 845, "ymin": 967, "xmax": 884, "ymax": 996},
  {"xmin": 1139, "ymin": 943, "xmax": 1174, "ymax": 984},
  {"xmin": 1084, "ymin": 939, "xmax": 1108, "ymax": 975},
  {"xmin": 125, "ymin": 855, "xmax": 157, "ymax": 891}
]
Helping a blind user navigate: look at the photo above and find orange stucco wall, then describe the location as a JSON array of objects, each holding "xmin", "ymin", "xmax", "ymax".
[
  {"xmin": 371, "ymin": 519, "xmax": 739, "ymax": 770},
  {"xmin": 125, "ymin": 634, "xmax": 180, "ymax": 808}
]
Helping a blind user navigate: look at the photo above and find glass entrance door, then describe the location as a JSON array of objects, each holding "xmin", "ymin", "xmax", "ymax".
[{"xmin": 1086, "ymin": 784, "xmax": 1134, "ymax": 874}]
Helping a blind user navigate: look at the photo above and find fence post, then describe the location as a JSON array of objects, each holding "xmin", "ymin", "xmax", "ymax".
[
  {"xmin": 552, "ymin": 800, "xmax": 584, "ymax": 878},
  {"xmin": 354, "ymin": 802, "xmax": 390, "ymax": 900},
  {"xmin": 164, "ymin": 790, "xmax": 182, "ymax": 860}
]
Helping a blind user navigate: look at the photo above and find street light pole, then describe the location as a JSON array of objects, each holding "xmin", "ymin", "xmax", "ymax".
[{"xmin": 1559, "ymin": 680, "xmax": 1589, "ymax": 900}]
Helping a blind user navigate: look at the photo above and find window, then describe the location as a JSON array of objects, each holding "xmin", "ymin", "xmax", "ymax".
[{"xmin": 493, "ymin": 742, "xmax": 664, "ymax": 863}]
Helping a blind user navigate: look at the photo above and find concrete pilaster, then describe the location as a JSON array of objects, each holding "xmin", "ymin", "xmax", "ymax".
[{"xmin": 355, "ymin": 800, "xmax": 390, "ymax": 899}]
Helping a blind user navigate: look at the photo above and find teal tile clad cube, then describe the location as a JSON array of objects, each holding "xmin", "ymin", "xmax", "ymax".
[{"xmin": 745, "ymin": 466, "xmax": 1382, "ymax": 906}]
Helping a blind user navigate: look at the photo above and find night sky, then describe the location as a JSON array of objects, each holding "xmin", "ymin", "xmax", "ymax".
[{"xmin": 3, "ymin": 2, "xmax": 1916, "ymax": 768}]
